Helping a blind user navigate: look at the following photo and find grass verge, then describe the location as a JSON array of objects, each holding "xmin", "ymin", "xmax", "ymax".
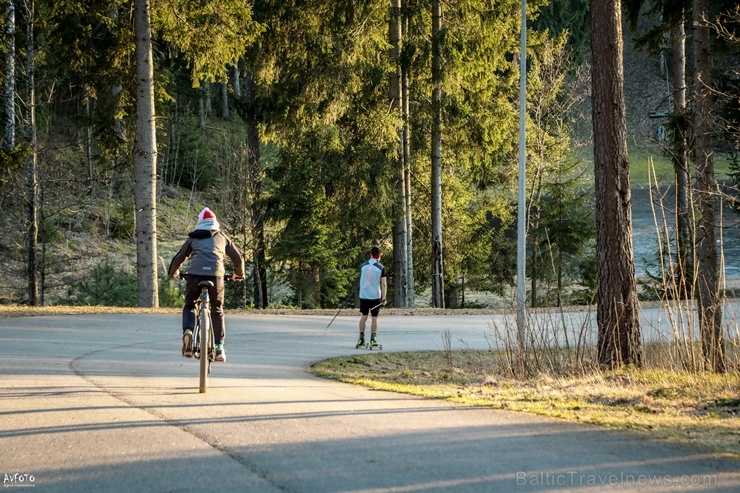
[
  {"xmin": 312, "ymin": 350, "xmax": 740, "ymax": 459},
  {"xmin": 0, "ymin": 305, "xmax": 180, "ymax": 317}
]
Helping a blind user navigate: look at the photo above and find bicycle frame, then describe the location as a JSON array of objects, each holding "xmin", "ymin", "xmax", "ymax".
[{"xmin": 180, "ymin": 273, "xmax": 235, "ymax": 394}]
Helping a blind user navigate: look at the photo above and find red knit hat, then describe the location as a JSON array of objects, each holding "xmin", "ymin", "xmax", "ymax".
[
  {"xmin": 199, "ymin": 208, "xmax": 215, "ymax": 221},
  {"xmin": 195, "ymin": 207, "xmax": 220, "ymax": 231}
]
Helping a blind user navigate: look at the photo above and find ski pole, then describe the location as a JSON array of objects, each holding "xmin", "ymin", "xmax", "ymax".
[
  {"xmin": 370, "ymin": 300, "xmax": 387, "ymax": 311},
  {"xmin": 326, "ymin": 307, "xmax": 344, "ymax": 330},
  {"xmin": 325, "ymin": 280, "xmax": 360, "ymax": 330}
]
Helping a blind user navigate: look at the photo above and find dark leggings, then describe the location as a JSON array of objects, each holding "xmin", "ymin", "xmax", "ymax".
[{"xmin": 182, "ymin": 274, "xmax": 225, "ymax": 344}]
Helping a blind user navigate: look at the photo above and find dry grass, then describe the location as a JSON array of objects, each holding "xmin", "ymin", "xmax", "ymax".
[
  {"xmin": 312, "ymin": 350, "xmax": 740, "ymax": 459},
  {"xmin": 0, "ymin": 305, "xmax": 180, "ymax": 318},
  {"xmin": 0, "ymin": 304, "xmax": 519, "ymax": 318}
]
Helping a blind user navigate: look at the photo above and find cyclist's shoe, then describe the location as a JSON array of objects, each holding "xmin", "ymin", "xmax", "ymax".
[
  {"xmin": 370, "ymin": 338, "xmax": 380, "ymax": 349},
  {"xmin": 355, "ymin": 338, "xmax": 365, "ymax": 348},
  {"xmin": 182, "ymin": 330, "xmax": 193, "ymax": 358},
  {"xmin": 215, "ymin": 344, "xmax": 226, "ymax": 362}
]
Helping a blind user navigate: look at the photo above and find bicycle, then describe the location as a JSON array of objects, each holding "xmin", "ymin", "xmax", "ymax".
[{"xmin": 179, "ymin": 273, "xmax": 237, "ymax": 393}]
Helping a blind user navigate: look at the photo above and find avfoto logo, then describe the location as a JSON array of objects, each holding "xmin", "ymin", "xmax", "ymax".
[{"xmin": 3, "ymin": 473, "xmax": 35, "ymax": 486}]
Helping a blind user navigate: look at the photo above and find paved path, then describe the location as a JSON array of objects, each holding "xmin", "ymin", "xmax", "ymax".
[{"xmin": 0, "ymin": 312, "xmax": 738, "ymax": 492}]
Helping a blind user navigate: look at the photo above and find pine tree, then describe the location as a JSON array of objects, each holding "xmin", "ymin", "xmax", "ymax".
[
  {"xmin": 133, "ymin": 0, "xmax": 158, "ymax": 307},
  {"xmin": 692, "ymin": 0, "xmax": 724, "ymax": 372},
  {"xmin": 590, "ymin": 0, "xmax": 642, "ymax": 368}
]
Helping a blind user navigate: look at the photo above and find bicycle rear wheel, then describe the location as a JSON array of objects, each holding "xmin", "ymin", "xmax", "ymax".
[{"xmin": 199, "ymin": 303, "xmax": 210, "ymax": 393}]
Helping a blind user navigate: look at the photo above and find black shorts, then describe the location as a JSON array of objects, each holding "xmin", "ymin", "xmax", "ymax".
[{"xmin": 360, "ymin": 298, "xmax": 382, "ymax": 317}]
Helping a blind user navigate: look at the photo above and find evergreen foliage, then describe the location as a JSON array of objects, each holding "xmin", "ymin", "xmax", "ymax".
[
  {"xmin": 533, "ymin": 0, "xmax": 589, "ymax": 61},
  {"xmin": 0, "ymin": 0, "xmax": 620, "ymax": 309},
  {"xmin": 153, "ymin": 0, "xmax": 262, "ymax": 85},
  {"xmin": 529, "ymin": 161, "xmax": 595, "ymax": 306},
  {"xmin": 61, "ymin": 258, "xmax": 138, "ymax": 306}
]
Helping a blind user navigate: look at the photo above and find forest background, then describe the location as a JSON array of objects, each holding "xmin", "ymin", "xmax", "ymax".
[{"xmin": 0, "ymin": 0, "xmax": 738, "ymax": 317}]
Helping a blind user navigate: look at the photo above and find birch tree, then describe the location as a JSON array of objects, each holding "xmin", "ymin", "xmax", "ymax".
[
  {"xmin": 430, "ymin": 0, "xmax": 444, "ymax": 308},
  {"xmin": 624, "ymin": 0, "xmax": 693, "ymax": 299},
  {"xmin": 672, "ymin": 18, "xmax": 692, "ymax": 300},
  {"xmin": 22, "ymin": 0, "xmax": 38, "ymax": 305},
  {"xmin": 390, "ymin": 0, "xmax": 409, "ymax": 307},
  {"xmin": 402, "ymin": 1, "xmax": 414, "ymax": 307}
]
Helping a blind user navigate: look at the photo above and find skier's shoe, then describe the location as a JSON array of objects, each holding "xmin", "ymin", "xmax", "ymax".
[{"xmin": 182, "ymin": 330, "xmax": 193, "ymax": 358}]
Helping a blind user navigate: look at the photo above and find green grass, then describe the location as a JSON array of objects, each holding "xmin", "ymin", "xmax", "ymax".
[
  {"xmin": 575, "ymin": 145, "xmax": 735, "ymax": 186},
  {"xmin": 629, "ymin": 150, "xmax": 734, "ymax": 186}
]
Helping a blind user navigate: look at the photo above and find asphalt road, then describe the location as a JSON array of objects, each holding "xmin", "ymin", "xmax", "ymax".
[{"xmin": 0, "ymin": 311, "xmax": 738, "ymax": 492}]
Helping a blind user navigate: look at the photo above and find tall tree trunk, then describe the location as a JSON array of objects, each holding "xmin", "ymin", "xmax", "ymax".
[
  {"xmin": 390, "ymin": 0, "xmax": 408, "ymax": 307},
  {"xmin": 402, "ymin": 2, "xmax": 414, "ymax": 307},
  {"xmin": 244, "ymin": 71, "xmax": 268, "ymax": 309},
  {"xmin": 217, "ymin": 82, "xmax": 229, "ymax": 119},
  {"xmin": 3, "ymin": 0, "xmax": 14, "ymax": 151},
  {"xmin": 23, "ymin": 0, "xmax": 37, "ymax": 306},
  {"xmin": 590, "ymin": 0, "xmax": 641, "ymax": 368},
  {"xmin": 231, "ymin": 64, "xmax": 241, "ymax": 98},
  {"xmin": 692, "ymin": 0, "xmax": 724, "ymax": 372},
  {"xmin": 530, "ymin": 244, "xmax": 537, "ymax": 307},
  {"xmin": 198, "ymin": 82, "xmax": 211, "ymax": 131},
  {"xmin": 672, "ymin": 19, "xmax": 692, "ymax": 300},
  {"xmin": 85, "ymin": 96, "xmax": 95, "ymax": 188},
  {"xmin": 133, "ymin": 0, "xmax": 159, "ymax": 308},
  {"xmin": 430, "ymin": 0, "xmax": 444, "ymax": 308}
]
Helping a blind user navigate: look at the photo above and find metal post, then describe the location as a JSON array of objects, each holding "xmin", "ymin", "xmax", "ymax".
[{"xmin": 516, "ymin": 0, "xmax": 527, "ymax": 368}]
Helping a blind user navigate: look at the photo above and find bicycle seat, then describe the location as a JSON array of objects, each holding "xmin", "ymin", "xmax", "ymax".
[{"xmin": 198, "ymin": 280, "xmax": 215, "ymax": 288}]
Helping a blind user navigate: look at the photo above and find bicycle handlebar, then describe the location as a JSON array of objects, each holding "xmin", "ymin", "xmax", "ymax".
[{"xmin": 178, "ymin": 272, "xmax": 242, "ymax": 281}]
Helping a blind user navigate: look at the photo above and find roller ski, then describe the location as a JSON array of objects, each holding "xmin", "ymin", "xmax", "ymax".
[
  {"xmin": 368, "ymin": 338, "xmax": 382, "ymax": 351},
  {"xmin": 355, "ymin": 337, "xmax": 367, "ymax": 349}
]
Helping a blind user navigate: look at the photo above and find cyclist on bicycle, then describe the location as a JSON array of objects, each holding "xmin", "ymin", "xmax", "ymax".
[{"xmin": 168, "ymin": 207, "xmax": 244, "ymax": 362}]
